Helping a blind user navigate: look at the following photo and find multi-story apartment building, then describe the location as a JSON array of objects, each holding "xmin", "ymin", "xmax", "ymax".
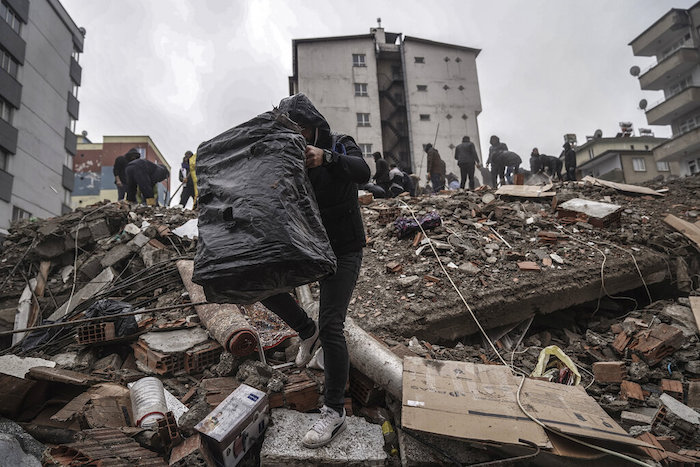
[
  {"xmin": 0, "ymin": 0, "xmax": 84, "ymax": 231},
  {"xmin": 72, "ymin": 135, "xmax": 171, "ymax": 209},
  {"xmin": 574, "ymin": 132, "xmax": 673, "ymax": 184},
  {"xmin": 289, "ymin": 26, "xmax": 483, "ymax": 181},
  {"xmin": 629, "ymin": 1, "xmax": 700, "ymax": 176}
]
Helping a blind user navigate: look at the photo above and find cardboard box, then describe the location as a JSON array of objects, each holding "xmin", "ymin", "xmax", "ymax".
[
  {"xmin": 401, "ymin": 357, "xmax": 651, "ymax": 453},
  {"xmin": 195, "ymin": 384, "xmax": 269, "ymax": 467}
]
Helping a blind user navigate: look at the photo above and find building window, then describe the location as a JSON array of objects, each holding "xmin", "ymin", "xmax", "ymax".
[
  {"xmin": 71, "ymin": 47, "xmax": 80, "ymax": 62},
  {"xmin": 656, "ymin": 161, "xmax": 670, "ymax": 172},
  {"xmin": 356, "ymin": 113, "xmax": 370, "ymax": 127},
  {"xmin": 352, "ymin": 54, "xmax": 366, "ymax": 67},
  {"xmin": 632, "ymin": 158, "xmax": 646, "ymax": 172},
  {"xmin": 12, "ymin": 206, "xmax": 32, "ymax": 222},
  {"xmin": 588, "ymin": 148, "xmax": 594, "ymax": 160},
  {"xmin": 689, "ymin": 159, "xmax": 699, "ymax": 174},
  {"xmin": 1, "ymin": 2, "xmax": 22, "ymax": 35},
  {"xmin": 0, "ymin": 47, "xmax": 19, "ymax": 78},
  {"xmin": 414, "ymin": 57, "xmax": 425, "ymax": 63},
  {"xmin": 72, "ymin": 83, "xmax": 79, "ymax": 99},
  {"xmin": 359, "ymin": 143, "xmax": 372, "ymax": 157},
  {"xmin": 678, "ymin": 114, "xmax": 700, "ymax": 134},
  {"xmin": 417, "ymin": 85, "xmax": 427, "ymax": 92},
  {"xmin": 419, "ymin": 114, "xmax": 430, "ymax": 121},
  {"xmin": 668, "ymin": 75, "xmax": 692, "ymax": 97},
  {"xmin": 354, "ymin": 83, "xmax": 368, "ymax": 97},
  {"xmin": 0, "ymin": 98, "xmax": 13, "ymax": 124}
]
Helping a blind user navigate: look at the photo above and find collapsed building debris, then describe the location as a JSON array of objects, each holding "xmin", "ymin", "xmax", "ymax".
[{"xmin": 0, "ymin": 174, "xmax": 697, "ymax": 465}]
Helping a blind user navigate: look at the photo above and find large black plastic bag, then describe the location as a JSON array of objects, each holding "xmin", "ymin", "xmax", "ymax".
[
  {"xmin": 84, "ymin": 299, "xmax": 138, "ymax": 337},
  {"xmin": 192, "ymin": 110, "xmax": 337, "ymax": 304}
]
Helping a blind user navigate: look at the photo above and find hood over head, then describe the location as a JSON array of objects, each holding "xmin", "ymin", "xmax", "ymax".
[
  {"xmin": 124, "ymin": 148, "xmax": 141, "ymax": 161},
  {"xmin": 563, "ymin": 142, "xmax": 571, "ymax": 150},
  {"xmin": 462, "ymin": 136, "xmax": 470, "ymax": 143},
  {"xmin": 278, "ymin": 93, "xmax": 332, "ymax": 148}
]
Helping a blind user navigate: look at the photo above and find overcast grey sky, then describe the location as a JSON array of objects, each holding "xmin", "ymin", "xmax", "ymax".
[{"xmin": 62, "ymin": 0, "xmax": 691, "ymax": 182}]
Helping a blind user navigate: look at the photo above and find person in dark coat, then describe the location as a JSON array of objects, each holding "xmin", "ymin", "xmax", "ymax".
[
  {"xmin": 502, "ymin": 151, "xmax": 522, "ymax": 184},
  {"xmin": 530, "ymin": 148, "xmax": 543, "ymax": 175},
  {"xmin": 541, "ymin": 154, "xmax": 563, "ymax": 181},
  {"xmin": 372, "ymin": 152, "xmax": 391, "ymax": 193},
  {"xmin": 454, "ymin": 136, "xmax": 479, "ymax": 190},
  {"xmin": 261, "ymin": 93, "xmax": 370, "ymax": 449},
  {"xmin": 561, "ymin": 142, "xmax": 577, "ymax": 181},
  {"xmin": 487, "ymin": 135, "xmax": 508, "ymax": 187},
  {"xmin": 125, "ymin": 158, "xmax": 169, "ymax": 205},
  {"xmin": 113, "ymin": 148, "xmax": 140, "ymax": 200},
  {"xmin": 425, "ymin": 143, "xmax": 445, "ymax": 192}
]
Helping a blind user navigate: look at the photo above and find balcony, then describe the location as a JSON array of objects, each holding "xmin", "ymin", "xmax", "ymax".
[
  {"xmin": 639, "ymin": 48, "xmax": 700, "ymax": 90},
  {"xmin": 69, "ymin": 57, "xmax": 82, "ymax": 85},
  {"xmin": 64, "ymin": 127, "xmax": 77, "ymax": 156},
  {"xmin": 0, "ymin": 118, "xmax": 18, "ymax": 154},
  {"xmin": 67, "ymin": 92, "xmax": 79, "ymax": 119},
  {"xmin": 654, "ymin": 126, "xmax": 700, "ymax": 161},
  {"xmin": 630, "ymin": 9, "xmax": 691, "ymax": 57},
  {"xmin": 645, "ymin": 86, "xmax": 700, "ymax": 125}
]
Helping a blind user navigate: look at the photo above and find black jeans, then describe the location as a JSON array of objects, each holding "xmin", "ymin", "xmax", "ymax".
[
  {"xmin": 565, "ymin": 166, "xmax": 576, "ymax": 181},
  {"xmin": 261, "ymin": 250, "xmax": 363, "ymax": 413},
  {"xmin": 459, "ymin": 163, "xmax": 475, "ymax": 190},
  {"xmin": 180, "ymin": 179, "xmax": 194, "ymax": 206}
]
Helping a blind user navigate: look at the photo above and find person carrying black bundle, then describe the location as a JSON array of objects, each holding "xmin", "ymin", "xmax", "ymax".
[
  {"xmin": 261, "ymin": 93, "xmax": 370, "ymax": 448},
  {"xmin": 125, "ymin": 157, "xmax": 169, "ymax": 206}
]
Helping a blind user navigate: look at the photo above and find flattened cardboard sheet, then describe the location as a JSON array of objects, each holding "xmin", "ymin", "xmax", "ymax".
[{"xmin": 402, "ymin": 357, "xmax": 651, "ymax": 451}]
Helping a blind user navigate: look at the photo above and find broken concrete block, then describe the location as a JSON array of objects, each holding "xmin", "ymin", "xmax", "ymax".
[
  {"xmin": 659, "ymin": 303, "xmax": 698, "ymax": 336},
  {"xmin": 0, "ymin": 355, "xmax": 56, "ymax": 379},
  {"xmin": 140, "ymin": 241, "xmax": 172, "ymax": 268},
  {"xmin": 78, "ymin": 254, "xmax": 105, "ymax": 281},
  {"xmin": 592, "ymin": 361, "xmax": 626, "ymax": 383},
  {"xmin": 398, "ymin": 275, "xmax": 420, "ymax": 288},
  {"xmin": 87, "ymin": 218, "xmax": 111, "ymax": 241},
  {"xmin": 620, "ymin": 410, "xmax": 654, "ymax": 427},
  {"xmin": 47, "ymin": 268, "xmax": 116, "ymax": 321},
  {"xmin": 129, "ymin": 232, "xmax": 150, "ymax": 249},
  {"xmin": 260, "ymin": 408, "xmax": 386, "ymax": 466},
  {"xmin": 687, "ymin": 381, "xmax": 700, "ymax": 409},
  {"xmin": 557, "ymin": 198, "xmax": 622, "ymax": 228},
  {"xmin": 100, "ymin": 243, "xmax": 134, "ymax": 268},
  {"xmin": 652, "ymin": 393, "xmax": 700, "ymax": 448},
  {"xmin": 122, "ymin": 223, "xmax": 141, "ymax": 236}
]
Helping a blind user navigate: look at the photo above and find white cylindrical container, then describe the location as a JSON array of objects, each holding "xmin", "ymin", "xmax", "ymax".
[{"xmin": 129, "ymin": 377, "xmax": 167, "ymax": 428}]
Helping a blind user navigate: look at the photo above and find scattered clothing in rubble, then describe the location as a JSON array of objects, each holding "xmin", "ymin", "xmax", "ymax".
[{"xmin": 394, "ymin": 211, "xmax": 442, "ymax": 239}]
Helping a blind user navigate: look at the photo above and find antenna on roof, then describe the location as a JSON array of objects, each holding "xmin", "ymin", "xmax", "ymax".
[{"xmin": 377, "ymin": 17, "xmax": 382, "ymax": 28}]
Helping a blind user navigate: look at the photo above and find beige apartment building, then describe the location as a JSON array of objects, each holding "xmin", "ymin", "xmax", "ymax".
[
  {"xmin": 575, "ymin": 133, "xmax": 675, "ymax": 184},
  {"xmin": 630, "ymin": 1, "xmax": 700, "ymax": 176},
  {"xmin": 289, "ymin": 26, "xmax": 483, "ymax": 181}
]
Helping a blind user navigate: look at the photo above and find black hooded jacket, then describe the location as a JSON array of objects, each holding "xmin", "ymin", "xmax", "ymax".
[
  {"xmin": 125, "ymin": 158, "xmax": 169, "ymax": 201},
  {"xmin": 277, "ymin": 94, "xmax": 371, "ymax": 255},
  {"xmin": 454, "ymin": 137, "xmax": 478, "ymax": 165}
]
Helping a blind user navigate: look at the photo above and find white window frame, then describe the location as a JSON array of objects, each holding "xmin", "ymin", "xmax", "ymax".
[
  {"xmin": 352, "ymin": 54, "xmax": 366, "ymax": 67},
  {"xmin": 356, "ymin": 113, "xmax": 370, "ymax": 127},
  {"xmin": 359, "ymin": 143, "xmax": 372, "ymax": 157},
  {"xmin": 354, "ymin": 83, "xmax": 368, "ymax": 97},
  {"xmin": 656, "ymin": 161, "xmax": 670, "ymax": 172},
  {"xmin": 632, "ymin": 158, "xmax": 646, "ymax": 172}
]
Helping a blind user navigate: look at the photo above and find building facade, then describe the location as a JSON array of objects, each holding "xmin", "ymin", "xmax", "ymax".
[
  {"xmin": 72, "ymin": 135, "xmax": 171, "ymax": 209},
  {"xmin": 289, "ymin": 27, "xmax": 483, "ymax": 181},
  {"xmin": 629, "ymin": 1, "xmax": 700, "ymax": 176},
  {"xmin": 0, "ymin": 0, "xmax": 84, "ymax": 231},
  {"xmin": 575, "ymin": 134, "xmax": 675, "ymax": 184}
]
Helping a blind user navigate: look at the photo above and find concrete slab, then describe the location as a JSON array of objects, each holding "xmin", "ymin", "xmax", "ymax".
[
  {"xmin": 0, "ymin": 355, "xmax": 56, "ymax": 379},
  {"xmin": 260, "ymin": 408, "xmax": 386, "ymax": 466},
  {"xmin": 397, "ymin": 428, "xmax": 492, "ymax": 466},
  {"xmin": 140, "ymin": 327, "xmax": 210, "ymax": 354}
]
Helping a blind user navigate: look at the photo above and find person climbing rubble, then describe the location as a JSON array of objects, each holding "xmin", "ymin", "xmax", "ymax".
[
  {"xmin": 113, "ymin": 148, "xmax": 141, "ymax": 200},
  {"xmin": 486, "ymin": 135, "xmax": 508, "ymax": 187},
  {"xmin": 125, "ymin": 157, "xmax": 169, "ymax": 206},
  {"xmin": 258, "ymin": 93, "xmax": 370, "ymax": 449}
]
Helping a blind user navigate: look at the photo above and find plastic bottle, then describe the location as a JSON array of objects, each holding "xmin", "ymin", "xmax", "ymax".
[{"xmin": 129, "ymin": 377, "xmax": 168, "ymax": 428}]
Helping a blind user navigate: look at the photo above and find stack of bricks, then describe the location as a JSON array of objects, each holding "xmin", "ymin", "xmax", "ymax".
[
  {"xmin": 375, "ymin": 206, "xmax": 400, "ymax": 226},
  {"xmin": 76, "ymin": 322, "xmax": 116, "ymax": 345},
  {"xmin": 628, "ymin": 324, "xmax": 683, "ymax": 365}
]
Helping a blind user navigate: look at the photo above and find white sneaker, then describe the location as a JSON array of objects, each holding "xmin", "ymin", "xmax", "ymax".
[
  {"xmin": 302, "ymin": 405, "xmax": 347, "ymax": 448},
  {"xmin": 295, "ymin": 323, "xmax": 319, "ymax": 367}
]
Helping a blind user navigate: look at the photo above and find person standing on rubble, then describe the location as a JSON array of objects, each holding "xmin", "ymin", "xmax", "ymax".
[
  {"xmin": 113, "ymin": 148, "xmax": 140, "ymax": 201},
  {"xmin": 372, "ymin": 151, "xmax": 391, "ymax": 194},
  {"xmin": 454, "ymin": 135, "xmax": 479, "ymax": 190},
  {"xmin": 125, "ymin": 157, "xmax": 169, "ymax": 206},
  {"xmin": 487, "ymin": 135, "xmax": 508, "ymax": 187},
  {"xmin": 562, "ymin": 141, "xmax": 577, "ymax": 181},
  {"xmin": 425, "ymin": 143, "xmax": 445, "ymax": 192},
  {"xmin": 179, "ymin": 151, "xmax": 198, "ymax": 208},
  {"xmin": 260, "ymin": 93, "xmax": 370, "ymax": 449}
]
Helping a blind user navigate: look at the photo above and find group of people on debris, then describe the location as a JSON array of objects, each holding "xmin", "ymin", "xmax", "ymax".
[{"xmin": 113, "ymin": 148, "xmax": 198, "ymax": 207}]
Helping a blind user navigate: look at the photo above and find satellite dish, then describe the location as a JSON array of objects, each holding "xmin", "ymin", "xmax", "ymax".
[
  {"xmin": 594, "ymin": 129, "xmax": 603, "ymax": 138},
  {"xmin": 639, "ymin": 99, "xmax": 648, "ymax": 110},
  {"xmin": 630, "ymin": 66, "xmax": 641, "ymax": 77},
  {"xmin": 81, "ymin": 130, "xmax": 88, "ymax": 137}
]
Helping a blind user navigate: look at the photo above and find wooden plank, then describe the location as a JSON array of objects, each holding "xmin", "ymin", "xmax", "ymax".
[{"xmin": 663, "ymin": 214, "xmax": 700, "ymax": 250}]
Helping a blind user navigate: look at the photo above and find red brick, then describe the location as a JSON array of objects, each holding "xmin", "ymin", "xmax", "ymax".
[{"xmin": 592, "ymin": 361, "xmax": 626, "ymax": 383}]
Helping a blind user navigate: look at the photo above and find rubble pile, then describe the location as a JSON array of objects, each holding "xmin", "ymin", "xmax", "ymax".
[{"xmin": 0, "ymin": 175, "xmax": 697, "ymax": 465}]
